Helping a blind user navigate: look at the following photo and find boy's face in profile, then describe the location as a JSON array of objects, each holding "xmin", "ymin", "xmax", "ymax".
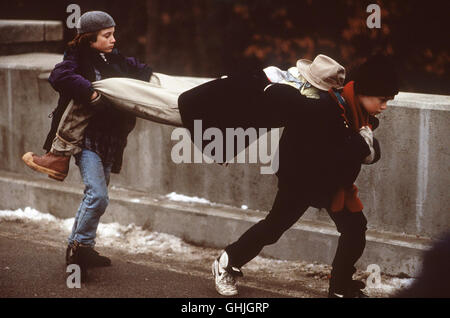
[
  {"xmin": 358, "ymin": 95, "xmax": 395, "ymax": 116},
  {"xmin": 90, "ymin": 27, "xmax": 116, "ymax": 53}
]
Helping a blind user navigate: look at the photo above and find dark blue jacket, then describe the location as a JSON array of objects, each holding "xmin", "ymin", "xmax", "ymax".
[{"xmin": 47, "ymin": 47, "xmax": 151, "ymax": 104}]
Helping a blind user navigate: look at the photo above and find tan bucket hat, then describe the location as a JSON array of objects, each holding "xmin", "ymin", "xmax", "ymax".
[{"xmin": 296, "ymin": 54, "xmax": 346, "ymax": 91}]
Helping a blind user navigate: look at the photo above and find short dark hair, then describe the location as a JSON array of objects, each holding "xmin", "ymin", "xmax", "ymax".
[{"xmin": 354, "ymin": 54, "xmax": 399, "ymax": 97}]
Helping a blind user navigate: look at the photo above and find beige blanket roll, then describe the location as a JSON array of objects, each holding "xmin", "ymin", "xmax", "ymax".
[{"xmin": 92, "ymin": 72, "xmax": 209, "ymax": 127}]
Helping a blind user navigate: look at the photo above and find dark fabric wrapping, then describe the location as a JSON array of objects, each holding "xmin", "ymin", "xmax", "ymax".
[
  {"xmin": 178, "ymin": 75, "xmax": 371, "ymax": 208},
  {"xmin": 178, "ymin": 71, "xmax": 285, "ymax": 162}
]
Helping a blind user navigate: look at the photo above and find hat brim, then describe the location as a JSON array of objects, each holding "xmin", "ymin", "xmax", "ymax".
[{"xmin": 296, "ymin": 59, "xmax": 334, "ymax": 91}]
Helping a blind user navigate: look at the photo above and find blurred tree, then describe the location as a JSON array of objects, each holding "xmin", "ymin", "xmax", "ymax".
[
  {"xmin": 1, "ymin": 0, "xmax": 448, "ymax": 94},
  {"xmin": 144, "ymin": 0, "xmax": 449, "ymax": 94}
]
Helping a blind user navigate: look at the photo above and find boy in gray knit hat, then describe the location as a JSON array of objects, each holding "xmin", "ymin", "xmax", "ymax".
[
  {"xmin": 23, "ymin": 10, "xmax": 139, "ymax": 181},
  {"xmin": 22, "ymin": 10, "xmax": 153, "ymax": 280}
]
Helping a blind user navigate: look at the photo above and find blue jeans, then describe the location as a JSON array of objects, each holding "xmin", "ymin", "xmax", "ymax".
[{"xmin": 68, "ymin": 149, "xmax": 112, "ymax": 247}]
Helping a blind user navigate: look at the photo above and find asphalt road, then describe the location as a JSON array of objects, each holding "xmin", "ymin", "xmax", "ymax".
[
  {"xmin": 0, "ymin": 236, "xmax": 290, "ymax": 298},
  {"xmin": 0, "ymin": 222, "xmax": 428, "ymax": 314},
  {"xmin": 0, "ymin": 221, "xmax": 326, "ymax": 299}
]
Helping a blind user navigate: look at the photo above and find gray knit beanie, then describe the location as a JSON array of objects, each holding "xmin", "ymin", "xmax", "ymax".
[{"xmin": 76, "ymin": 11, "xmax": 116, "ymax": 34}]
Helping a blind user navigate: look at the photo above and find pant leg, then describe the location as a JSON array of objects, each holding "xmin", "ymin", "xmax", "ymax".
[
  {"xmin": 92, "ymin": 76, "xmax": 198, "ymax": 127},
  {"xmin": 51, "ymin": 101, "xmax": 95, "ymax": 156},
  {"xmin": 151, "ymin": 72, "xmax": 208, "ymax": 92},
  {"xmin": 326, "ymin": 209, "xmax": 367, "ymax": 289},
  {"xmin": 52, "ymin": 72, "xmax": 189, "ymax": 155},
  {"xmin": 53, "ymin": 74, "xmax": 202, "ymax": 156},
  {"xmin": 91, "ymin": 73, "xmax": 211, "ymax": 127},
  {"xmin": 225, "ymin": 188, "xmax": 309, "ymax": 268},
  {"xmin": 68, "ymin": 149, "xmax": 112, "ymax": 247}
]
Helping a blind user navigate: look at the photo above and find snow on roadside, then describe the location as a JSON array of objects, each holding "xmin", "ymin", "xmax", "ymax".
[
  {"xmin": 165, "ymin": 192, "xmax": 261, "ymax": 213},
  {"xmin": 0, "ymin": 207, "xmax": 415, "ymax": 296},
  {"xmin": 0, "ymin": 207, "xmax": 58, "ymax": 223},
  {"xmin": 165, "ymin": 192, "xmax": 213, "ymax": 205},
  {"xmin": 370, "ymin": 278, "xmax": 415, "ymax": 295},
  {"xmin": 0, "ymin": 207, "xmax": 200, "ymax": 258}
]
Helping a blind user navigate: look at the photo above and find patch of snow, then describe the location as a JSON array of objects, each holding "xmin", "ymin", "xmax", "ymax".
[
  {"xmin": 165, "ymin": 192, "xmax": 253, "ymax": 213},
  {"xmin": 165, "ymin": 192, "xmax": 212, "ymax": 205},
  {"xmin": 368, "ymin": 278, "xmax": 416, "ymax": 295},
  {"xmin": 0, "ymin": 207, "xmax": 57, "ymax": 223},
  {"xmin": 0, "ymin": 207, "xmax": 200, "ymax": 258}
]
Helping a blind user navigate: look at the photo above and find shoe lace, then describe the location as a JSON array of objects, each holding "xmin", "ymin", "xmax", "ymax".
[{"xmin": 220, "ymin": 270, "xmax": 236, "ymax": 285}]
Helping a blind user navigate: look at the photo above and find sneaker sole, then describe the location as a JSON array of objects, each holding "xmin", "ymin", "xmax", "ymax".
[
  {"xmin": 211, "ymin": 260, "xmax": 238, "ymax": 296},
  {"xmin": 22, "ymin": 152, "xmax": 66, "ymax": 181}
]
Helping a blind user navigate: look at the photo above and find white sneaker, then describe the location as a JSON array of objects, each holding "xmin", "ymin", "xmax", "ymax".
[{"xmin": 212, "ymin": 259, "xmax": 238, "ymax": 296}]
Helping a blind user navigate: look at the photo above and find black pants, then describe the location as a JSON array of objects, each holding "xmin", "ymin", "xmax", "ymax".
[{"xmin": 225, "ymin": 188, "xmax": 367, "ymax": 288}]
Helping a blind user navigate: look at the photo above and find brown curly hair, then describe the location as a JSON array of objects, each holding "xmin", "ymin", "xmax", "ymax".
[{"xmin": 67, "ymin": 31, "xmax": 99, "ymax": 49}]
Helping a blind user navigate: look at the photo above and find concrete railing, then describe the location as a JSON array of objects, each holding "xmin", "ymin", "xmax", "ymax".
[
  {"xmin": 0, "ymin": 20, "xmax": 63, "ymax": 43},
  {"xmin": 1, "ymin": 48, "xmax": 449, "ymax": 276},
  {"xmin": 0, "ymin": 19, "xmax": 63, "ymax": 55}
]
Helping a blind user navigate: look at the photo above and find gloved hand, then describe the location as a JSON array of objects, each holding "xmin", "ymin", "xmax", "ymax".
[{"xmin": 359, "ymin": 126, "xmax": 376, "ymax": 164}]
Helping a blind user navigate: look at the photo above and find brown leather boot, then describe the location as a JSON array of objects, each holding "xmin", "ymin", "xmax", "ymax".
[{"xmin": 22, "ymin": 152, "xmax": 69, "ymax": 181}]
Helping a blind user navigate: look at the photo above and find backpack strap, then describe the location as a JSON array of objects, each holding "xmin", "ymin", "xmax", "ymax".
[{"xmin": 328, "ymin": 89, "xmax": 350, "ymax": 129}]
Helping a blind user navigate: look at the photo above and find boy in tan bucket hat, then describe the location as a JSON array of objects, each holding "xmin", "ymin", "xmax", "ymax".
[{"xmin": 201, "ymin": 54, "xmax": 399, "ymax": 298}]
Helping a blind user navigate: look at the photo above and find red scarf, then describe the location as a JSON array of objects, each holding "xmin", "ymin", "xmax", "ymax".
[{"xmin": 328, "ymin": 81, "xmax": 369, "ymax": 213}]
